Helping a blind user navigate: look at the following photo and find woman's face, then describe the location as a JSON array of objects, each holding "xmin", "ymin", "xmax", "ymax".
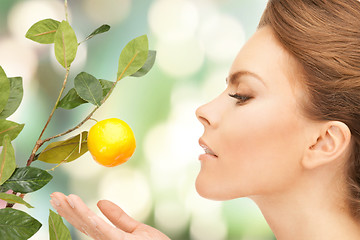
[{"xmin": 195, "ymin": 26, "xmax": 315, "ymax": 200}]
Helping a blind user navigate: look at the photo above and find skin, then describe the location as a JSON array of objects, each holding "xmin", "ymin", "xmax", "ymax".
[
  {"xmin": 195, "ymin": 25, "xmax": 310, "ymax": 201},
  {"xmin": 50, "ymin": 26, "xmax": 359, "ymax": 239},
  {"xmin": 50, "ymin": 193, "xmax": 169, "ymax": 240}
]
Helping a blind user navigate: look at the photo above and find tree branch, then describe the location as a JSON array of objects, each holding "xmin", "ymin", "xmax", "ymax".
[{"xmin": 27, "ymin": 68, "xmax": 70, "ymax": 166}]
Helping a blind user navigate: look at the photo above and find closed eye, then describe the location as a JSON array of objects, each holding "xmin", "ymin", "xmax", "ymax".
[{"xmin": 228, "ymin": 93, "xmax": 253, "ymax": 105}]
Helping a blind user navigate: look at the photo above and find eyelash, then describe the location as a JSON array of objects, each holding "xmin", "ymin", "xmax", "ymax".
[{"xmin": 228, "ymin": 93, "xmax": 253, "ymax": 105}]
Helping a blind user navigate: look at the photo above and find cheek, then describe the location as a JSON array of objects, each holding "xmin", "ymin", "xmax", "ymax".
[{"xmin": 219, "ymin": 102, "xmax": 306, "ymax": 196}]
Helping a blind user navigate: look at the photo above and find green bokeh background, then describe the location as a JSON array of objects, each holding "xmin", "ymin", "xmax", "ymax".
[{"xmin": 0, "ymin": 0, "xmax": 276, "ymax": 239}]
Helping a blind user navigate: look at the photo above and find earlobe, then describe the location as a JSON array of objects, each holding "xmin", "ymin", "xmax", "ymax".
[{"xmin": 302, "ymin": 121, "xmax": 351, "ymax": 169}]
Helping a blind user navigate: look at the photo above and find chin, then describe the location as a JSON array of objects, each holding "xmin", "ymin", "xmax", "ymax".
[
  {"xmin": 195, "ymin": 172, "xmax": 257, "ymax": 201},
  {"xmin": 195, "ymin": 175, "xmax": 234, "ymax": 201}
]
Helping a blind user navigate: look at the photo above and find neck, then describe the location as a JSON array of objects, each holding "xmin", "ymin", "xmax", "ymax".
[{"xmin": 251, "ymin": 169, "xmax": 360, "ymax": 240}]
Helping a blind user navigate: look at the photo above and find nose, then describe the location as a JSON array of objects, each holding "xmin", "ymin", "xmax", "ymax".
[
  {"xmin": 196, "ymin": 97, "xmax": 220, "ymax": 128},
  {"xmin": 196, "ymin": 104, "xmax": 211, "ymax": 126}
]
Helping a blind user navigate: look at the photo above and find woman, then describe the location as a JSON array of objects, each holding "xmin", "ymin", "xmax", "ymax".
[{"xmin": 50, "ymin": 0, "xmax": 360, "ymax": 239}]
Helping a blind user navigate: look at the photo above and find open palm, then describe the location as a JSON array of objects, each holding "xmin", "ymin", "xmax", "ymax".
[{"xmin": 50, "ymin": 192, "xmax": 170, "ymax": 240}]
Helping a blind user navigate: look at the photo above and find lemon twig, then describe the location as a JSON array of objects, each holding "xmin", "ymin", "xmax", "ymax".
[
  {"xmin": 64, "ymin": 0, "xmax": 69, "ymax": 22},
  {"xmin": 42, "ymin": 106, "xmax": 98, "ymax": 143},
  {"xmin": 27, "ymin": 51, "xmax": 139, "ymax": 167},
  {"xmin": 39, "ymin": 52, "xmax": 139, "ymax": 144},
  {"xmin": 27, "ymin": 68, "xmax": 70, "ymax": 166},
  {"xmin": 27, "ymin": 0, "xmax": 71, "ymax": 166}
]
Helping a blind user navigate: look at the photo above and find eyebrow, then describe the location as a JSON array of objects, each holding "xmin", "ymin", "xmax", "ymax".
[{"xmin": 226, "ymin": 70, "xmax": 267, "ymax": 88}]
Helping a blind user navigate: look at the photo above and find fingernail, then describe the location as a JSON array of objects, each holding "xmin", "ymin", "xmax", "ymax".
[
  {"xmin": 66, "ymin": 197, "xmax": 75, "ymax": 209},
  {"xmin": 88, "ymin": 216, "xmax": 98, "ymax": 228},
  {"xmin": 51, "ymin": 197, "xmax": 61, "ymax": 207}
]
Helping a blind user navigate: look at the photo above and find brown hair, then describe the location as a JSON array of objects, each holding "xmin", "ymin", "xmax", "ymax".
[{"xmin": 258, "ymin": 0, "xmax": 360, "ymax": 217}]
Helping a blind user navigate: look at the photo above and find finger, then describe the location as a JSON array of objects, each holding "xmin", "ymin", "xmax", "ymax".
[
  {"xmin": 97, "ymin": 200, "xmax": 141, "ymax": 233},
  {"xmin": 87, "ymin": 214, "xmax": 127, "ymax": 240},
  {"xmin": 66, "ymin": 194, "xmax": 114, "ymax": 240},
  {"xmin": 50, "ymin": 193, "xmax": 112, "ymax": 240},
  {"xmin": 50, "ymin": 192, "xmax": 88, "ymax": 235}
]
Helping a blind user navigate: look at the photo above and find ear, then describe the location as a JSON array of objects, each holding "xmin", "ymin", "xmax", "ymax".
[{"xmin": 302, "ymin": 121, "xmax": 352, "ymax": 169}]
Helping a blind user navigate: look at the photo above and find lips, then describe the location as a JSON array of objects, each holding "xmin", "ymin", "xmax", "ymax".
[{"xmin": 199, "ymin": 139, "xmax": 218, "ymax": 157}]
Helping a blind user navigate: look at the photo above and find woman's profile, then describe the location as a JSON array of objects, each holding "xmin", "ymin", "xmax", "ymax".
[{"xmin": 50, "ymin": 0, "xmax": 360, "ymax": 239}]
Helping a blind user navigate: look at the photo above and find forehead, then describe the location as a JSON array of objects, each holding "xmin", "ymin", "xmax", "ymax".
[{"xmin": 229, "ymin": 26, "xmax": 300, "ymax": 90}]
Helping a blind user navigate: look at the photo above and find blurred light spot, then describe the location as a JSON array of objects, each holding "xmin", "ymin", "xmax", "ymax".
[
  {"xmin": 154, "ymin": 200, "xmax": 190, "ymax": 236},
  {"xmin": 0, "ymin": 38, "xmax": 38, "ymax": 84},
  {"xmin": 83, "ymin": 0, "xmax": 131, "ymax": 25},
  {"xmin": 223, "ymin": 198, "xmax": 272, "ymax": 238},
  {"xmin": 144, "ymin": 86, "xmax": 203, "ymax": 194},
  {"xmin": 169, "ymin": 83, "xmax": 203, "ymax": 126},
  {"xmin": 98, "ymin": 168, "xmax": 152, "ymax": 222},
  {"xmin": 199, "ymin": 13, "xmax": 245, "ymax": 62},
  {"xmin": 61, "ymin": 153, "xmax": 102, "ymax": 180},
  {"xmin": 8, "ymin": 0, "xmax": 65, "ymax": 44},
  {"xmin": 149, "ymin": 0, "xmax": 199, "ymax": 42},
  {"xmin": 201, "ymin": 68, "xmax": 229, "ymax": 103},
  {"xmin": 190, "ymin": 216, "xmax": 227, "ymax": 240},
  {"xmin": 144, "ymin": 123, "xmax": 188, "ymax": 192},
  {"xmin": 186, "ymin": 188, "xmax": 223, "ymax": 221},
  {"xmin": 187, "ymin": 189, "xmax": 227, "ymax": 240},
  {"xmin": 156, "ymin": 39, "xmax": 204, "ymax": 77}
]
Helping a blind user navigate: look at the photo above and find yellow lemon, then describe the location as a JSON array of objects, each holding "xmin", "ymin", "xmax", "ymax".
[{"xmin": 87, "ymin": 118, "xmax": 136, "ymax": 167}]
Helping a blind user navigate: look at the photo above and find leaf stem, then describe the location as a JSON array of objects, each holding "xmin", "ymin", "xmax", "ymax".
[
  {"xmin": 64, "ymin": 0, "xmax": 69, "ymax": 22},
  {"xmin": 27, "ymin": 68, "xmax": 70, "ymax": 166},
  {"xmin": 41, "ymin": 69, "xmax": 70, "ymax": 140}
]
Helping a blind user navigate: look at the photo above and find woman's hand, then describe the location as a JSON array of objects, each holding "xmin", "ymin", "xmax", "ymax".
[{"xmin": 50, "ymin": 192, "xmax": 170, "ymax": 240}]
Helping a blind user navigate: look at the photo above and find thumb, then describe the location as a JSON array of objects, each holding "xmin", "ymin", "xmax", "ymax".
[{"xmin": 97, "ymin": 200, "xmax": 141, "ymax": 233}]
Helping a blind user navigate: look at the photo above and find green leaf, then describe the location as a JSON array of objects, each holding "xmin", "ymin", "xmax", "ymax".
[
  {"xmin": 57, "ymin": 88, "xmax": 87, "ymax": 110},
  {"xmin": 0, "ymin": 77, "xmax": 23, "ymax": 119},
  {"xmin": 99, "ymin": 79, "xmax": 114, "ymax": 97},
  {"xmin": 25, "ymin": 18, "xmax": 60, "ymax": 44},
  {"xmin": 38, "ymin": 132, "xmax": 88, "ymax": 164},
  {"xmin": 0, "ymin": 119, "xmax": 25, "ymax": 145},
  {"xmin": 0, "ymin": 193, "xmax": 33, "ymax": 208},
  {"xmin": 54, "ymin": 20, "xmax": 78, "ymax": 69},
  {"xmin": 131, "ymin": 50, "xmax": 156, "ymax": 77},
  {"xmin": 74, "ymin": 72, "xmax": 103, "ymax": 106},
  {"xmin": 0, "ymin": 167, "xmax": 53, "ymax": 193},
  {"xmin": 58, "ymin": 78, "xmax": 114, "ymax": 109},
  {"xmin": 0, "ymin": 66, "xmax": 10, "ymax": 113},
  {"xmin": 117, "ymin": 35, "xmax": 149, "ymax": 80},
  {"xmin": 0, "ymin": 208, "xmax": 41, "ymax": 239},
  {"xmin": 0, "ymin": 135, "xmax": 16, "ymax": 185},
  {"xmin": 83, "ymin": 24, "xmax": 110, "ymax": 42},
  {"xmin": 49, "ymin": 210, "xmax": 72, "ymax": 240}
]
